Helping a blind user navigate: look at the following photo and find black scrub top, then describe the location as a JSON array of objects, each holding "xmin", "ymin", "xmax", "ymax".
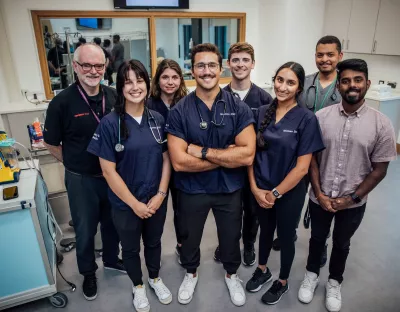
[
  {"xmin": 254, "ymin": 105, "xmax": 325, "ymax": 190},
  {"xmin": 43, "ymin": 83, "xmax": 116, "ymax": 175},
  {"xmin": 87, "ymin": 110, "xmax": 167, "ymax": 210},
  {"xmin": 165, "ymin": 90, "xmax": 255, "ymax": 194},
  {"xmin": 224, "ymin": 83, "xmax": 273, "ymax": 111}
]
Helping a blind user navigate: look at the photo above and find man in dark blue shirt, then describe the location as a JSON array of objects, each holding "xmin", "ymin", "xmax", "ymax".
[
  {"xmin": 215, "ymin": 42, "xmax": 273, "ymax": 267},
  {"xmin": 166, "ymin": 43, "xmax": 256, "ymax": 307}
]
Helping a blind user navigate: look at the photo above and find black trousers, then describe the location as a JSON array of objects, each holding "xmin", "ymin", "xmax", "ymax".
[
  {"xmin": 170, "ymin": 181, "xmax": 183, "ymax": 245},
  {"xmin": 178, "ymin": 190, "xmax": 243, "ymax": 275},
  {"xmin": 242, "ymin": 183, "xmax": 259, "ymax": 247},
  {"xmin": 65, "ymin": 170, "xmax": 120, "ymax": 276},
  {"xmin": 257, "ymin": 181, "xmax": 306, "ymax": 280},
  {"xmin": 306, "ymin": 200, "xmax": 366, "ymax": 283},
  {"xmin": 111, "ymin": 199, "xmax": 168, "ymax": 286}
]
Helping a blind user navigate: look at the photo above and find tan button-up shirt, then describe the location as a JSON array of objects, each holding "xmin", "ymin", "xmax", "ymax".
[{"xmin": 309, "ymin": 102, "xmax": 397, "ymax": 208}]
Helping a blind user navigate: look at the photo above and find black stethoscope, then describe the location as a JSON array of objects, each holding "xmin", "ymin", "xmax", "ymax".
[
  {"xmin": 195, "ymin": 93, "xmax": 227, "ymax": 130},
  {"xmin": 305, "ymin": 72, "xmax": 338, "ymax": 112},
  {"xmin": 115, "ymin": 108, "xmax": 166, "ymax": 152}
]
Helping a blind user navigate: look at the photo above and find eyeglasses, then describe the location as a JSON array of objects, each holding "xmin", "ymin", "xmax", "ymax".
[
  {"xmin": 193, "ymin": 62, "xmax": 220, "ymax": 71},
  {"xmin": 76, "ymin": 61, "xmax": 105, "ymax": 72}
]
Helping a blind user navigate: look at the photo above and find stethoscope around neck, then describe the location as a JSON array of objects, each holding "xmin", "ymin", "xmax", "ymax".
[
  {"xmin": 195, "ymin": 92, "xmax": 228, "ymax": 130},
  {"xmin": 305, "ymin": 72, "xmax": 338, "ymax": 112},
  {"xmin": 114, "ymin": 107, "xmax": 166, "ymax": 152}
]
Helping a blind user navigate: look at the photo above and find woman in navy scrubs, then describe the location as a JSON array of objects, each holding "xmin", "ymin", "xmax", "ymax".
[
  {"xmin": 148, "ymin": 59, "xmax": 188, "ymax": 259},
  {"xmin": 88, "ymin": 60, "xmax": 172, "ymax": 312},
  {"xmin": 245, "ymin": 62, "xmax": 325, "ymax": 305}
]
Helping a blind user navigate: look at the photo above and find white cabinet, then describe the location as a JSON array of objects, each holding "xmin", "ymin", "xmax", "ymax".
[
  {"xmin": 346, "ymin": 0, "xmax": 380, "ymax": 53},
  {"xmin": 324, "ymin": 0, "xmax": 380, "ymax": 53},
  {"xmin": 324, "ymin": 0, "xmax": 352, "ymax": 50},
  {"xmin": 324, "ymin": 0, "xmax": 400, "ymax": 56},
  {"xmin": 373, "ymin": 0, "xmax": 400, "ymax": 56}
]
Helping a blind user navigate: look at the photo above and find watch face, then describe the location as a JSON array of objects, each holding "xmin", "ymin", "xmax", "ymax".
[{"xmin": 273, "ymin": 190, "xmax": 279, "ymax": 197}]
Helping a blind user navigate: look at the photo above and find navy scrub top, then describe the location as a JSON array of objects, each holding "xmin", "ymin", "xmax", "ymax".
[
  {"xmin": 87, "ymin": 110, "xmax": 167, "ymax": 210},
  {"xmin": 165, "ymin": 90, "xmax": 255, "ymax": 194},
  {"xmin": 254, "ymin": 105, "xmax": 325, "ymax": 190},
  {"xmin": 147, "ymin": 97, "xmax": 170, "ymax": 122},
  {"xmin": 224, "ymin": 83, "xmax": 273, "ymax": 111}
]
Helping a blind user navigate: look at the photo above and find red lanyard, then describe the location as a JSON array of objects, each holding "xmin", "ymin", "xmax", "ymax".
[{"xmin": 77, "ymin": 85, "xmax": 105, "ymax": 123}]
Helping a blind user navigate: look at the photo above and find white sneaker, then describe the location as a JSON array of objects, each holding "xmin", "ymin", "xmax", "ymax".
[
  {"xmin": 225, "ymin": 274, "xmax": 246, "ymax": 307},
  {"xmin": 298, "ymin": 271, "xmax": 319, "ymax": 303},
  {"xmin": 178, "ymin": 273, "xmax": 198, "ymax": 304},
  {"xmin": 148, "ymin": 277, "xmax": 172, "ymax": 304},
  {"xmin": 325, "ymin": 279, "xmax": 342, "ymax": 312},
  {"xmin": 132, "ymin": 284, "xmax": 150, "ymax": 312}
]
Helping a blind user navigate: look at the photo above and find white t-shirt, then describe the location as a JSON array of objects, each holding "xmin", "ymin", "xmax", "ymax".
[
  {"xmin": 133, "ymin": 116, "xmax": 142, "ymax": 124},
  {"xmin": 231, "ymin": 88, "xmax": 250, "ymax": 101}
]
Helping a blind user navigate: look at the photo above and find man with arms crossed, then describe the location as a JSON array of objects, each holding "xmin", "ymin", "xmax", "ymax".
[{"xmin": 166, "ymin": 43, "xmax": 256, "ymax": 307}]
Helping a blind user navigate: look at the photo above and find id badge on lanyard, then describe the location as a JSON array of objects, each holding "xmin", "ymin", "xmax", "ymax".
[{"xmin": 77, "ymin": 85, "xmax": 106, "ymax": 123}]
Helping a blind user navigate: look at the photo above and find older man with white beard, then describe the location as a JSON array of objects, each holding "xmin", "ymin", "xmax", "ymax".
[{"xmin": 44, "ymin": 43, "xmax": 124, "ymax": 301}]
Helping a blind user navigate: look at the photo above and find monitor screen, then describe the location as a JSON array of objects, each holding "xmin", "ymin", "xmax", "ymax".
[
  {"xmin": 114, "ymin": 0, "xmax": 189, "ymax": 9},
  {"xmin": 76, "ymin": 18, "xmax": 112, "ymax": 30}
]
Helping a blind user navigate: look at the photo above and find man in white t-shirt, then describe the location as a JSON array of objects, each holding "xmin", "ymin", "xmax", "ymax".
[{"xmin": 213, "ymin": 42, "xmax": 273, "ymax": 267}]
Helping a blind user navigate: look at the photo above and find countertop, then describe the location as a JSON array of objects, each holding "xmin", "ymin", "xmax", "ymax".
[
  {"xmin": 365, "ymin": 92, "xmax": 400, "ymax": 102},
  {"xmin": 0, "ymin": 101, "xmax": 48, "ymax": 114}
]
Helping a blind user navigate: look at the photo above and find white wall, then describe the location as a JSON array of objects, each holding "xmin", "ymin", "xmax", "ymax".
[
  {"xmin": 257, "ymin": 0, "xmax": 326, "ymax": 84},
  {"xmin": 344, "ymin": 53, "xmax": 400, "ymax": 86}
]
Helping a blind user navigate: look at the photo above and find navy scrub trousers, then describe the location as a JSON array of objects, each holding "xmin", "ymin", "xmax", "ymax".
[
  {"xmin": 65, "ymin": 170, "xmax": 120, "ymax": 276},
  {"xmin": 111, "ymin": 199, "xmax": 168, "ymax": 286},
  {"xmin": 178, "ymin": 189, "xmax": 243, "ymax": 275}
]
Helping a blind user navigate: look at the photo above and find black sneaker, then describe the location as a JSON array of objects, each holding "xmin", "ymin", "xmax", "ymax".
[
  {"xmin": 246, "ymin": 267, "xmax": 272, "ymax": 292},
  {"xmin": 261, "ymin": 280, "xmax": 289, "ymax": 305},
  {"xmin": 242, "ymin": 245, "xmax": 256, "ymax": 266},
  {"xmin": 83, "ymin": 274, "xmax": 97, "ymax": 301},
  {"xmin": 214, "ymin": 246, "xmax": 221, "ymax": 262},
  {"xmin": 104, "ymin": 259, "xmax": 126, "ymax": 273},
  {"xmin": 320, "ymin": 244, "xmax": 328, "ymax": 268}
]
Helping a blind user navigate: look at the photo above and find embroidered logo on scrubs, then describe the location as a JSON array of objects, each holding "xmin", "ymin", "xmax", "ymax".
[
  {"xmin": 92, "ymin": 133, "xmax": 100, "ymax": 140},
  {"xmin": 220, "ymin": 113, "xmax": 236, "ymax": 116},
  {"xmin": 283, "ymin": 129, "xmax": 298, "ymax": 133},
  {"xmin": 74, "ymin": 112, "xmax": 90, "ymax": 118}
]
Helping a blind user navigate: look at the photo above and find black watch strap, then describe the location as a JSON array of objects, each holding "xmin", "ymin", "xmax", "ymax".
[
  {"xmin": 350, "ymin": 193, "xmax": 361, "ymax": 204},
  {"xmin": 201, "ymin": 147, "xmax": 208, "ymax": 160}
]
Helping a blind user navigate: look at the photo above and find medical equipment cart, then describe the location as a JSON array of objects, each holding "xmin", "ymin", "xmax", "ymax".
[{"xmin": 0, "ymin": 168, "xmax": 68, "ymax": 310}]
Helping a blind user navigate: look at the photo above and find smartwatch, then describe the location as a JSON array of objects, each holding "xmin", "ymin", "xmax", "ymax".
[
  {"xmin": 201, "ymin": 147, "xmax": 208, "ymax": 160},
  {"xmin": 350, "ymin": 193, "xmax": 361, "ymax": 204},
  {"xmin": 272, "ymin": 188, "xmax": 282, "ymax": 199}
]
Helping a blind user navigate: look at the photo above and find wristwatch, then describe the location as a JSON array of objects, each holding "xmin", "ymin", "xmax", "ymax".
[
  {"xmin": 272, "ymin": 188, "xmax": 282, "ymax": 199},
  {"xmin": 201, "ymin": 147, "xmax": 209, "ymax": 160},
  {"xmin": 350, "ymin": 193, "xmax": 361, "ymax": 204}
]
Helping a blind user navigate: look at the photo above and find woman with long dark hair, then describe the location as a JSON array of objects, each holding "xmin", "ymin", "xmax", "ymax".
[
  {"xmin": 88, "ymin": 59, "xmax": 172, "ymax": 312},
  {"xmin": 148, "ymin": 59, "xmax": 188, "ymax": 259},
  {"xmin": 245, "ymin": 62, "xmax": 325, "ymax": 305}
]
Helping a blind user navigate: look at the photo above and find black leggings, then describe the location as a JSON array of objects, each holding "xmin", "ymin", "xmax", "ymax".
[
  {"xmin": 256, "ymin": 181, "xmax": 306, "ymax": 280},
  {"xmin": 111, "ymin": 199, "xmax": 167, "ymax": 286}
]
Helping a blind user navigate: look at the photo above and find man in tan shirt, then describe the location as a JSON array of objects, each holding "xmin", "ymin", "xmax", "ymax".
[{"xmin": 297, "ymin": 59, "xmax": 397, "ymax": 312}]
